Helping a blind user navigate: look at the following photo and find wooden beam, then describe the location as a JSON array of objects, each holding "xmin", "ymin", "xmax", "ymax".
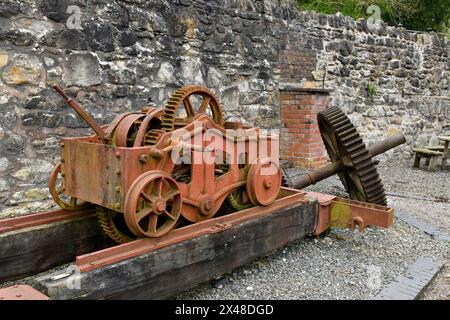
[
  {"xmin": 35, "ymin": 200, "xmax": 317, "ymax": 300},
  {"xmin": 0, "ymin": 214, "xmax": 106, "ymax": 282}
]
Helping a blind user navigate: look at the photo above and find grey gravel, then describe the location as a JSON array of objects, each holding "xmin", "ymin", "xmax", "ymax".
[{"xmin": 176, "ymin": 219, "xmax": 447, "ymax": 300}]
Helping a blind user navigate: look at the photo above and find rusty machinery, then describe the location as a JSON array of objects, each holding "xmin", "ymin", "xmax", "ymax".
[{"xmin": 50, "ymin": 85, "xmax": 405, "ymax": 244}]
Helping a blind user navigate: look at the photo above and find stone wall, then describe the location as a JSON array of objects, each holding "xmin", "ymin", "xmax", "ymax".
[{"xmin": 0, "ymin": 0, "xmax": 448, "ymax": 215}]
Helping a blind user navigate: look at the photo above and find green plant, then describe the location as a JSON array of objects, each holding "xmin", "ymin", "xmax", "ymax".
[
  {"xmin": 366, "ymin": 82, "xmax": 377, "ymax": 96},
  {"xmin": 296, "ymin": 0, "xmax": 450, "ymax": 33}
]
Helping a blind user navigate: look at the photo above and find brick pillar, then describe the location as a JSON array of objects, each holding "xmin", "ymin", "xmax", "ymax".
[{"xmin": 279, "ymin": 84, "xmax": 331, "ymax": 169}]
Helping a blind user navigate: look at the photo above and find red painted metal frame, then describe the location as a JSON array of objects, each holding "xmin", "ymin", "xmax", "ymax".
[
  {"xmin": 61, "ymin": 115, "xmax": 278, "ymax": 223},
  {"xmin": 76, "ymin": 189, "xmax": 395, "ymax": 272},
  {"xmin": 0, "ymin": 208, "xmax": 95, "ymax": 234},
  {"xmin": 76, "ymin": 188, "xmax": 307, "ymax": 272},
  {"xmin": 0, "ymin": 189, "xmax": 395, "ymax": 274},
  {"xmin": 305, "ymin": 191, "xmax": 394, "ymax": 235}
]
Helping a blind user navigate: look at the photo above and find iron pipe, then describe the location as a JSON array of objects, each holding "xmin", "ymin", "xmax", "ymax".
[{"xmin": 292, "ymin": 133, "xmax": 406, "ymax": 189}]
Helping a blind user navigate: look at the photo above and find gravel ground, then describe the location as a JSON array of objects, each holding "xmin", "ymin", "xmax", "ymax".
[
  {"xmin": 419, "ymin": 264, "xmax": 450, "ymax": 300},
  {"xmin": 177, "ymin": 160, "xmax": 449, "ymax": 300},
  {"xmin": 176, "ymin": 219, "xmax": 447, "ymax": 300}
]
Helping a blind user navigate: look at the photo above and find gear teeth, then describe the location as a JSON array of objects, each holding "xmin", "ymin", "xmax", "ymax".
[
  {"xmin": 96, "ymin": 206, "xmax": 135, "ymax": 244},
  {"xmin": 156, "ymin": 85, "xmax": 225, "ymax": 143},
  {"xmin": 318, "ymin": 107, "xmax": 387, "ymax": 206},
  {"xmin": 227, "ymin": 188, "xmax": 253, "ymax": 210}
]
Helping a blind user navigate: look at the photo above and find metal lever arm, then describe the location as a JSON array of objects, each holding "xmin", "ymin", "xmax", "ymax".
[{"xmin": 53, "ymin": 85, "xmax": 106, "ymax": 142}]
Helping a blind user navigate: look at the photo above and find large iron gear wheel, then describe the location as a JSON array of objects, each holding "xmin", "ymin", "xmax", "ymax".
[
  {"xmin": 317, "ymin": 107, "xmax": 387, "ymax": 206},
  {"xmin": 96, "ymin": 206, "xmax": 136, "ymax": 244},
  {"xmin": 147, "ymin": 85, "xmax": 224, "ymax": 145}
]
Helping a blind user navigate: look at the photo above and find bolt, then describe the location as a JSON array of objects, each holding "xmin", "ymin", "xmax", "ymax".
[
  {"xmin": 263, "ymin": 179, "xmax": 272, "ymax": 189},
  {"xmin": 151, "ymin": 149, "xmax": 163, "ymax": 159},
  {"xmin": 16, "ymin": 294, "xmax": 22, "ymax": 298},
  {"xmin": 139, "ymin": 154, "xmax": 149, "ymax": 163},
  {"xmin": 61, "ymin": 158, "xmax": 65, "ymax": 163},
  {"xmin": 116, "ymin": 170, "xmax": 121, "ymax": 176},
  {"xmin": 60, "ymin": 143, "xmax": 65, "ymax": 148},
  {"xmin": 205, "ymin": 199, "xmax": 213, "ymax": 211},
  {"xmin": 61, "ymin": 173, "xmax": 65, "ymax": 177},
  {"xmin": 115, "ymin": 186, "xmax": 121, "ymax": 193},
  {"xmin": 115, "ymin": 151, "xmax": 120, "ymax": 158},
  {"xmin": 114, "ymin": 202, "xmax": 121, "ymax": 209}
]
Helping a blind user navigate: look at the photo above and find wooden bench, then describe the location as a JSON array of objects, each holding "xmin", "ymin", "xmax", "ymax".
[
  {"xmin": 425, "ymin": 146, "xmax": 444, "ymax": 152},
  {"xmin": 412, "ymin": 148, "xmax": 443, "ymax": 171}
]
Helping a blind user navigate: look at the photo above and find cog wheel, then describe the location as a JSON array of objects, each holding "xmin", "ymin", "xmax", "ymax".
[
  {"xmin": 227, "ymin": 187, "xmax": 253, "ymax": 211},
  {"xmin": 49, "ymin": 162, "xmax": 91, "ymax": 211},
  {"xmin": 96, "ymin": 206, "xmax": 136, "ymax": 244},
  {"xmin": 147, "ymin": 85, "xmax": 224, "ymax": 145},
  {"xmin": 317, "ymin": 107, "xmax": 387, "ymax": 206}
]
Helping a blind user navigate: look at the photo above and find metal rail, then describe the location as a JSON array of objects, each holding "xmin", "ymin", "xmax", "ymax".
[
  {"xmin": 0, "ymin": 207, "xmax": 95, "ymax": 234},
  {"xmin": 76, "ymin": 189, "xmax": 308, "ymax": 272}
]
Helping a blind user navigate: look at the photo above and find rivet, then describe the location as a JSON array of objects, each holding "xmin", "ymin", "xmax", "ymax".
[
  {"xmin": 115, "ymin": 186, "xmax": 121, "ymax": 193},
  {"xmin": 60, "ymin": 143, "xmax": 65, "ymax": 148},
  {"xmin": 116, "ymin": 170, "xmax": 121, "ymax": 176},
  {"xmin": 115, "ymin": 151, "xmax": 120, "ymax": 158},
  {"xmin": 139, "ymin": 154, "xmax": 149, "ymax": 163},
  {"xmin": 151, "ymin": 149, "xmax": 163, "ymax": 159},
  {"xmin": 114, "ymin": 202, "xmax": 121, "ymax": 209}
]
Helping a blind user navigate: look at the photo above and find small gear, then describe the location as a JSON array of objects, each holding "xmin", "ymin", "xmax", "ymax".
[
  {"xmin": 147, "ymin": 85, "xmax": 224, "ymax": 145},
  {"xmin": 227, "ymin": 187, "xmax": 253, "ymax": 211},
  {"xmin": 96, "ymin": 206, "xmax": 136, "ymax": 244}
]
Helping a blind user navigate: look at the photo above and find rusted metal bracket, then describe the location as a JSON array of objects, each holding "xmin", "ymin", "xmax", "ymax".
[{"xmin": 305, "ymin": 192, "xmax": 394, "ymax": 235}]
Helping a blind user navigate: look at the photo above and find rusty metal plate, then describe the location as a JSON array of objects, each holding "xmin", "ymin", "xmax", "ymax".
[
  {"xmin": 61, "ymin": 137, "xmax": 154, "ymax": 212},
  {"xmin": 0, "ymin": 285, "xmax": 49, "ymax": 300},
  {"xmin": 305, "ymin": 191, "xmax": 394, "ymax": 235}
]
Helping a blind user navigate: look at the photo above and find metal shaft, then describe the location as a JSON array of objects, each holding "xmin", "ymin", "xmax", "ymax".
[
  {"xmin": 53, "ymin": 85, "xmax": 106, "ymax": 142},
  {"xmin": 292, "ymin": 133, "xmax": 406, "ymax": 189}
]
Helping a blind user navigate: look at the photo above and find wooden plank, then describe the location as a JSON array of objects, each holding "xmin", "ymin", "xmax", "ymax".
[
  {"xmin": 425, "ymin": 146, "xmax": 444, "ymax": 152},
  {"xmin": 35, "ymin": 200, "xmax": 318, "ymax": 300},
  {"xmin": 412, "ymin": 148, "xmax": 443, "ymax": 156},
  {"xmin": 0, "ymin": 214, "xmax": 106, "ymax": 282}
]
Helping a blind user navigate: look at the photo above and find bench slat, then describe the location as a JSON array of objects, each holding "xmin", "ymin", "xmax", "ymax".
[{"xmin": 413, "ymin": 148, "xmax": 443, "ymax": 156}]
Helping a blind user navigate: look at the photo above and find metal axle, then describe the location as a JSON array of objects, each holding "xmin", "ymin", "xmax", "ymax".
[{"xmin": 292, "ymin": 133, "xmax": 406, "ymax": 189}]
